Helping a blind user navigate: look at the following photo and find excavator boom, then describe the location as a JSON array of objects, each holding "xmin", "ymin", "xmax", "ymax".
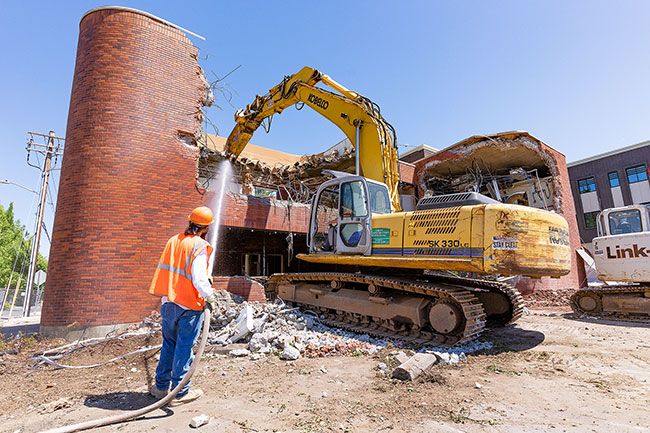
[{"xmin": 225, "ymin": 66, "xmax": 402, "ymax": 211}]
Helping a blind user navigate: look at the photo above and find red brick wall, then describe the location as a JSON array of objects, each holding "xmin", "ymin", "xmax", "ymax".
[
  {"xmin": 212, "ymin": 277, "xmax": 267, "ymax": 303},
  {"xmin": 42, "ymin": 8, "xmax": 210, "ymax": 328},
  {"xmin": 211, "ymin": 192, "xmax": 312, "ymax": 233}
]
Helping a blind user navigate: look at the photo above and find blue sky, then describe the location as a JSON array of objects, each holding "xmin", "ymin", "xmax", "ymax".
[{"xmin": 1, "ymin": 1, "xmax": 650, "ymax": 257}]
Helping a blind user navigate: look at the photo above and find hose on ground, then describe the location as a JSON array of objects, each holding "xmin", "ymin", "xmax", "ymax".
[{"xmin": 40, "ymin": 308, "xmax": 212, "ymax": 433}]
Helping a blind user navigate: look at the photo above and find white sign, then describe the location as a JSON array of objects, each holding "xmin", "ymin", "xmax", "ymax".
[
  {"xmin": 34, "ymin": 270, "xmax": 47, "ymax": 286},
  {"xmin": 492, "ymin": 236, "xmax": 518, "ymax": 251}
]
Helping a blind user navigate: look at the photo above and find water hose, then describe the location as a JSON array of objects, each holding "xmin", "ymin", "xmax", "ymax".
[{"xmin": 40, "ymin": 308, "xmax": 212, "ymax": 433}]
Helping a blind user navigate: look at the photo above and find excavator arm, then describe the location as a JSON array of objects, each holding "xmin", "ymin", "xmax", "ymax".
[{"xmin": 225, "ymin": 66, "xmax": 402, "ymax": 211}]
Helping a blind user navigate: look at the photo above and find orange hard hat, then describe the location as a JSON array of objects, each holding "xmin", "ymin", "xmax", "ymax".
[{"xmin": 188, "ymin": 206, "xmax": 214, "ymax": 226}]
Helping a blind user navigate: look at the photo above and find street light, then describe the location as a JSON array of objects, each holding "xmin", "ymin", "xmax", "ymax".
[{"xmin": 0, "ymin": 179, "xmax": 38, "ymax": 194}]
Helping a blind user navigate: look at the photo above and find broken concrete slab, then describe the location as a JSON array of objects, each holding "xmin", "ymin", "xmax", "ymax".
[
  {"xmin": 189, "ymin": 414, "xmax": 210, "ymax": 428},
  {"xmin": 280, "ymin": 345, "xmax": 301, "ymax": 361},
  {"xmin": 227, "ymin": 304, "xmax": 254, "ymax": 343},
  {"xmin": 392, "ymin": 353, "xmax": 439, "ymax": 381}
]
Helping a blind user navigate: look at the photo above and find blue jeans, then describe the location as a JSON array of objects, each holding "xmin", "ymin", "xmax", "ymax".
[{"xmin": 155, "ymin": 302, "xmax": 204, "ymax": 397}]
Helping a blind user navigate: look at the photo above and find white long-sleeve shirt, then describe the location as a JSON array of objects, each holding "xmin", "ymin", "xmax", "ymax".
[{"xmin": 161, "ymin": 249, "xmax": 214, "ymax": 308}]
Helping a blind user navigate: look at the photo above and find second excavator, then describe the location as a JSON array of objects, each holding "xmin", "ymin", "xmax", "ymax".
[{"xmin": 225, "ymin": 67, "xmax": 572, "ymax": 345}]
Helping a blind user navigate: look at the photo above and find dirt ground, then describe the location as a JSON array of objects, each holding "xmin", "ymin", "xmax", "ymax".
[{"xmin": 2, "ymin": 308, "xmax": 650, "ymax": 433}]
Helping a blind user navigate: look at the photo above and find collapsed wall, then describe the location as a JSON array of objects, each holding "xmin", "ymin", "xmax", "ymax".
[
  {"xmin": 415, "ymin": 131, "xmax": 585, "ymax": 294},
  {"xmin": 41, "ymin": 7, "xmax": 213, "ymax": 339}
]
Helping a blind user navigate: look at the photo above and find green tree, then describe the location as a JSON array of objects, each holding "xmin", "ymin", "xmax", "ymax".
[{"xmin": 0, "ymin": 202, "xmax": 47, "ymax": 294}]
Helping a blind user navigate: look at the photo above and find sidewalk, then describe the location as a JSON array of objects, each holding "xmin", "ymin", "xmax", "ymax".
[{"xmin": 1, "ymin": 314, "xmax": 40, "ymax": 338}]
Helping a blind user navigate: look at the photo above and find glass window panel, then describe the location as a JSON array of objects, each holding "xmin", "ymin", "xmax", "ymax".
[
  {"xmin": 368, "ymin": 182, "xmax": 391, "ymax": 214},
  {"xmin": 626, "ymin": 164, "xmax": 648, "ymax": 184},
  {"xmin": 584, "ymin": 211, "xmax": 599, "ymax": 229},
  {"xmin": 608, "ymin": 209, "xmax": 642, "ymax": 234},
  {"xmin": 578, "ymin": 177, "xmax": 597, "ymax": 194},
  {"xmin": 314, "ymin": 186, "xmax": 339, "ymax": 251},
  {"xmin": 608, "ymin": 172, "xmax": 620, "ymax": 188},
  {"xmin": 340, "ymin": 223, "xmax": 363, "ymax": 247},
  {"xmin": 340, "ymin": 181, "xmax": 368, "ymax": 217}
]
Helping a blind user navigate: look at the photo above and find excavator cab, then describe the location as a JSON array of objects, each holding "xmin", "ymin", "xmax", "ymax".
[
  {"xmin": 308, "ymin": 173, "xmax": 391, "ymax": 255},
  {"xmin": 596, "ymin": 205, "xmax": 650, "ymax": 236}
]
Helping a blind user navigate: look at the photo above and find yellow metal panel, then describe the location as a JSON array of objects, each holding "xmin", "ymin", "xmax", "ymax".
[
  {"xmin": 370, "ymin": 213, "xmax": 404, "ymax": 252},
  {"xmin": 482, "ymin": 204, "xmax": 571, "ymax": 277},
  {"xmin": 403, "ymin": 207, "xmax": 473, "ymax": 256}
]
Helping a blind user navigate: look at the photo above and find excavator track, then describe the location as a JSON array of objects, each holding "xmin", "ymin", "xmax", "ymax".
[
  {"xmin": 570, "ymin": 286, "xmax": 650, "ymax": 321},
  {"xmin": 422, "ymin": 274, "xmax": 525, "ymax": 327},
  {"xmin": 267, "ymin": 272, "xmax": 523, "ymax": 346}
]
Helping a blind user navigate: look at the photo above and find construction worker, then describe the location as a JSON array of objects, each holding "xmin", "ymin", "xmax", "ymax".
[{"xmin": 148, "ymin": 206, "xmax": 216, "ymax": 406}]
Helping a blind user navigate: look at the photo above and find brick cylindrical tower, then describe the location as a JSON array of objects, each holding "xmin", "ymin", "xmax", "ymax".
[{"xmin": 41, "ymin": 7, "xmax": 211, "ymax": 339}]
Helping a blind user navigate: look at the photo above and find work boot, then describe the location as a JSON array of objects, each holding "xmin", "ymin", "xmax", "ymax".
[
  {"xmin": 168, "ymin": 388, "xmax": 204, "ymax": 407},
  {"xmin": 149, "ymin": 385, "xmax": 168, "ymax": 399}
]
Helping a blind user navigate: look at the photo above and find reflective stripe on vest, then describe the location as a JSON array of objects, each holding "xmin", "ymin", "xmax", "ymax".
[
  {"xmin": 149, "ymin": 233, "xmax": 214, "ymax": 311},
  {"xmin": 156, "ymin": 263, "xmax": 190, "ymax": 280}
]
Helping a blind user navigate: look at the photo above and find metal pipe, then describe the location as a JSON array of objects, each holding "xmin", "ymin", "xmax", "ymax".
[{"xmin": 355, "ymin": 123, "xmax": 361, "ymax": 176}]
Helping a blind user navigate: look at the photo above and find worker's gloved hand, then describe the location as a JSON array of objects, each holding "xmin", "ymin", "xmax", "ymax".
[{"xmin": 205, "ymin": 295, "xmax": 219, "ymax": 313}]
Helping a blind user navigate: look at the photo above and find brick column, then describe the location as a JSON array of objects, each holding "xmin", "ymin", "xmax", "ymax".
[{"xmin": 41, "ymin": 8, "xmax": 210, "ymax": 339}]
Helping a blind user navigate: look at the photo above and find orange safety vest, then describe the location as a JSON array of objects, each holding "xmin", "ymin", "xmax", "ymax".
[{"xmin": 149, "ymin": 233, "xmax": 214, "ymax": 311}]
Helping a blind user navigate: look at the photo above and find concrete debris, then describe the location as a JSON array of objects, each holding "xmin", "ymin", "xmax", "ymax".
[
  {"xmin": 229, "ymin": 348, "xmax": 251, "ymax": 357},
  {"xmin": 39, "ymin": 397, "xmax": 73, "ymax": 414},
  {"xmin": 228, "ymin": 304, "xmax": 254, "ymax": 343},
  {"xmin": 189, "ymin": 414, "xmax": 210, "ymax": 428},
  {"xmin": 475, "ymin": 382, "xmax": 483, "ymax": 389},
  {"xmin": 393, "ymin": 350, "xmax": 410, "ymax": 364},
  {"xmin": 279, "ymin": 345, "xmax": 301, "ymax": 361},
  {"xmin": 199, "ymin": 134, "xmax": 356, "ymax": 204},
  {"xmin": 377, "ymin": 362, "xmax": 390, "ymax": 375},
  {"xmin": 392, "ymin": 353, "xmax": 439, "ymax": 381},
  {"xmin": 209, "ymin": 298, "xmax": 493, "ymax": 362},
  {"xmin": 208, "ymin": 299, "xmax": 383, "ymax": 359}
]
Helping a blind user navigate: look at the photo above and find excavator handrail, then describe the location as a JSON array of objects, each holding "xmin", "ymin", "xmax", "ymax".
[{"xmin": 224, "ymin": 66, "xmax": 402, "ymax": 211}]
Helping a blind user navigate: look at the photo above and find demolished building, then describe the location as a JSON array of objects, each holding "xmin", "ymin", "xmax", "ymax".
[{"xmin": 41, "ymin": 7, "xmax": 582, "ymax": 339}]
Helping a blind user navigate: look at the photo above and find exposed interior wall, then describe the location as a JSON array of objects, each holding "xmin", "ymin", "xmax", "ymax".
[{"xmin": 415, "ymin": 131, "xmax": 586, "ymax": 293}]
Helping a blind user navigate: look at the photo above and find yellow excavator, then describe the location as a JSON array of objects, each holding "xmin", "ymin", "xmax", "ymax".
[{"xmin": 225, "ymin": 66, "xmax": 571, "ymax": 345}]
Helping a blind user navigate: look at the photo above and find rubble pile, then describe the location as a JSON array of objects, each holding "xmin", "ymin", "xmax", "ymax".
[
  {"xmin": 208, "ymin": 293, "xmax": 383, "ymax": 360},
  {"xmin": 208, "ymin": 291, "xmax": 494, "ymax": 363}
]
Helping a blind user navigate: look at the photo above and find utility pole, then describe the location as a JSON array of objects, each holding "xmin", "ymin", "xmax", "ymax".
[{"xmin": 22, "ymin": 131, "xmax": 64, "ymax": 317}]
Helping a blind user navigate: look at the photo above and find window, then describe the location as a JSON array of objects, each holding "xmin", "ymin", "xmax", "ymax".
[
  {"xmin": 313, "ymin": 186, "xmax": 340, "ymax": 252},
  {"xmin": 626, "ymin": 164, "xmax": 648, "ymax": 184},
  {"xmin": 578, "ymin": 177, "xmax": 597, "ymax": 194},
  {"xmin": 608, "ymin": 172, "xmax": 620, "ymax": 188},
  {"xmin": 608, "ymin": 209, "xmax": 642, "ymax": 234},
  {"xmin": 340, "ymin": 181, "xmax": 368, "ymax": 218},
  {"xmin": 339, "ymin": 181, "xmax": 368, "ymax": 248},
  {"xmin": 368, "ymin": 182, "xmax": 391, "ymax": 214},
  {"xmin": 583, "ymin": 211, "xmax": 599, "ymax": 230}
]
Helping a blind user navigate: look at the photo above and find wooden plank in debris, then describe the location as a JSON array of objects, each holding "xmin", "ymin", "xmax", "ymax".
[{"xmin": 392, "ymin": 353, "xmax": 438, "ymax": 381}]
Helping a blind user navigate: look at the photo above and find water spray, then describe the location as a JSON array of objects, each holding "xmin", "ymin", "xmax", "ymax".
[{"xmin": 206, "ymin": 159, "xmax": 233, "ymax": 276}]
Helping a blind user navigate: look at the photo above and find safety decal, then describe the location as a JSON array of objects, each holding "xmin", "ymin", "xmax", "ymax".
[{"xmin": 371, "ymin": 228, "xmax": 391, "ymax": 245}]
